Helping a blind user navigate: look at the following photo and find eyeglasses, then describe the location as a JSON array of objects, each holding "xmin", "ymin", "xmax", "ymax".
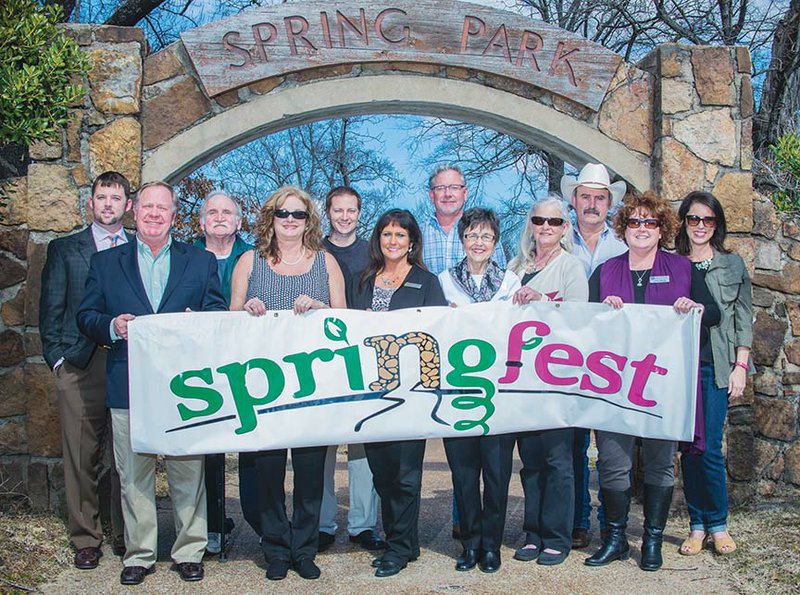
[
  {"xmin": 274, "ymin": 209, "xmax": 308, "ymax": 220},
  {"xmin": 530, "ymin": 216, "xmax": 565, "ymax": 226},
  {"xmin": 463, "ymin": 233, "xmax": 496, "ymax": 243},
  {"xmin": 685, "ymin": 214, "xmax": 717, "ymax": 228},
  {"xmin": 626, "ymin": 218, "xmax": 660, "ymax": 229},
  {"xmin": 431, "ymin": 184, "xmax": 466, "ymax": 193}
]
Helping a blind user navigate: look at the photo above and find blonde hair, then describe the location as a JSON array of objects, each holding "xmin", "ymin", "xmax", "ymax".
[
  {"xmin": 509, "ymin": 196, "xmax": 574, "ymax": 275},
  {"xmin": 253, "ymin": 186, "xmax": 322, "ymax": 263}
]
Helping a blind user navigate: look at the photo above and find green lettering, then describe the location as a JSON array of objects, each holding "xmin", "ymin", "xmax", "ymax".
[
  {"xmin": 335, "ymin": 345, "xmax": 365, "ymax": 391},
  {"xmin": 446, "ymin": 339, "xmax": 497, "ymax": 434},
  {"xmin": 170, "ymin": 368, "xmax": 223, "ymax": 421},
  {"xmin": 282, "ymin": 349, "xmax": 335, "ymax": 398},
  {"xmin": 217, "ymin": 358, "xmax": 285, "ymax": 434}
]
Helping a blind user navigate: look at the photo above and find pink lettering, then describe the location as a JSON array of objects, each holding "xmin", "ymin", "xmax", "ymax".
[
  {"xmin": 482, "ymin": 24, "xmax": 512, "ymax": 63},
  {"xmin": 375, "ymin": 8, "xmax": 410, "ymax": 45},
  {"xmin": 460, "ymin": 15, "xmax": 485, "ymax": 52},
  {"xmin": 580, "ymin": 351, "xmax": 626, "ymax": 394},
  {"xmin": 535, "ymin": 344, "xmax": 583, "ymax": 386},
  {"xmin": 626, "ymin": 354, "xmax": 667, "ymax": 407},
  {"xmin": 284, "ymin": 15, "xmax": 317, "ymax": 56},
  {"xmin": 498, "ymin": 321, "xmax": 551, "ymax": 384}
]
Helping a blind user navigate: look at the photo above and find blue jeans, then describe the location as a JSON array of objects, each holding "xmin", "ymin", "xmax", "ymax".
[
  {"xmin": 572, "ymin": 429, "xmax": 604, "ymax": 530},
  {"xmin": 681, "ymin": 363, "xmax": 729, "ymax": 533}
]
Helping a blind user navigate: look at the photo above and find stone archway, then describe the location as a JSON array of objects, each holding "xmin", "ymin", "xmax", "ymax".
[{"xmin": 0, "ymin": 1, "xmax": 763, "ymax": 508}]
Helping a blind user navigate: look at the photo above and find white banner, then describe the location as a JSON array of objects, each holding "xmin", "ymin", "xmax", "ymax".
[{"xmin": 128, "ymin": 302, "xmax": 701, "ymax": 455}]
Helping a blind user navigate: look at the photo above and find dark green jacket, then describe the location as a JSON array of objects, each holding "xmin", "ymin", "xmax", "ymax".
[{"xmin": 195, "ymin": 235, "xmax": 253, "ymax": 305}]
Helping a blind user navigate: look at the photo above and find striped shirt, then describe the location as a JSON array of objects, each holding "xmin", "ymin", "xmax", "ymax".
[
  {"xmin": 421, "ymin": 214, "xmax": 507, "ymax": 275},
  {"xmin": 247, "ymin": 250, "xmax": 330, "ymax": 310}
]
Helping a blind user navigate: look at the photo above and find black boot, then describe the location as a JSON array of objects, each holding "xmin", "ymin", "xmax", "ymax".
[
  {"xmin": 640, "ymin": 484, "xmax": 673, "ymax": 571},
  {"xmin": 584, "ymin": 488, "xmax": 631, "ymax": 566}
]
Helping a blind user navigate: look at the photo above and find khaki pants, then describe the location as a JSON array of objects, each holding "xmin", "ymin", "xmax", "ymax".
[
  {"xmin": 111, "ymin": 409, "xmax": 207, "ymax": 567},
  {"xmin": 55, "ymin": 350, "xmax": 123, "ymax": 549}
]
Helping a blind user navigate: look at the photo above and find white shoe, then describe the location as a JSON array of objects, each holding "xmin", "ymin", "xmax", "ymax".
[{"xmin": 207, "ymin": 532, "xmax": 221, "ymax": 554}]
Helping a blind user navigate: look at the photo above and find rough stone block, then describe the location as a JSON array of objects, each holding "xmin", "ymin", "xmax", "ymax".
[
  {"xmin": 1, "ymin": 288, "xmax": 25, "ymax": 327},
  {"xmin": 787, "ymin": 301, "xmax": 800, "ymax": 336},
  {"xmin": 785, "ymin": 220, "xmax": 800, "ymax": 240},
  {"xmin": 71, "ymin": 165, "xmax": 90, "ymax": 188},
  {"xmin": 24, "ymin": 241, "xmax": 48, "ymax": 327},
  {"xmin": 655, "ymin": 138, "xmax": 706, "ymax": 201},
  {"xmin": 215, "ymin": 88, "xmax": 241, "ymax": 108},
  {"xmin": 736, "ymin": 47, "xmax": 753, "ymax": 73},
  {"xmin": 788, "ymin": 242, "xmax": 800, "ymax": 262},
  {"xmin": 727, "ymin": 405, "xmax": 753, "ymax": 426},
  {"xmin": 752, "ymin": 287, "xmax": 773, "ymax": 308},
  {"xmin": 49, "ymin": 460, "xmax": 66, "ymax": 516},
  {"xmin": 755, "ymin": 238, "xmax": 782, "ymax": 270},
  {"xmin": 783, "ymin": 372, "xmax": 800, "ymax": 386},
  {"xmin": 753, "ymin": 438, "xmax": 780, "ymax": 477},
  {"xmin": 24, "ymin": 331, "xmax": 42, "ymax": 357},
  {"xmin": 0, "ymin": 229, "xmax": 29, "ymax": 260},
  {"xmin": 0, "ymin": 417, "xmax": 28, "ymax": 455},
  {"xmin": 25, "ymin": 364, "xmax": 61, "ymax": 457},
  {"xmin": 0, "ymin": 368, "xmax": 26, "ymax": 416},
  {"xmin": 142, "ymin": 76, "xmax": 211, "ymax": 150},
  {"xmin": 754, "ymin": 367, "xmax": 780, "ymax": 396},
  {"xmin": 26, "ymin": 164, "xmax": 82, "ymax": 232},
  {"xmin": 753, "ymin": 263, "xmax": 800, "ymax": 294},
  {"xmin": 752, "ymin": 199, "xmax": 780, "ymax": 239},
  {"xmin": 691, "ymin": 47, "xmax": 735, "ymax": 106},
  {"xmin": 0, "ymin": 458, "xmax": 26, "ymax": 497},
  {"xmin": 786, "ymin": 339, "xmax": 800, "ymax": 366},
  {"xmin": 741, "ymin": 116, "xmax": 753, "ymax": 170},
  {"xmin": 0, "ymin": 177, "xmax": 27, "ymax": 226},
  {"xmin": 740, "ymin": 77, "xmax": 754, "ymax": 119},
  {"xmin": 64, "ymin": 24, "xmax": 93, "ymax": 46},
  {"xmin": 88, "ymin": 45, "xmax": 142, "ymax": 114},
  {"xmin": 598, "ymin": 65, "xmax": 653, "ymax": 156},
  {"xmin": 785, "ymin": 442, "xmax": 800, "ymax": 485},
  {"xmin": 659, "ymin": 45, "xmax": 693, "ymax": 80},
  {"xmin": 248, "ymin": 77, "xmax": 283, "ymax": 95},
  {"xmin": 660, "ymin": 78, "xmax": 693, "ymax": 114},
  {"xmin": 753, "ymin": 397, "xmax": 797, "ymax": 441},
  {"xmin": 29, "ymin": 139, "xmax": 62, "ymax": 160},
  {"xmin": 66, "ymin": 109, "xmax": 83, "ymax": 163},
  {"xmin": 712, "ymin": 173, "xmax": 755, "ymax": 233},
  {"xmin": 0, "ymin": 254, "xmax": 26, "ymax": 288},
  {"xmin": 94, "ymin": 26, "xmax": 145, "ymax": 44},
  {"xmin": 751, "ymin": 311, "xmax": 787, "ymax": 365},
  {"xmin": 27, "ymin": 460, "xmax": 49, "ymax": 510},
  {"xmin": 726, "ymin": 425, "xmax": 755, "ymax": 480},
  {"xmin": 143, "ymin": 44, "xmax": 185, "ymax": 85},
  {"xmin": 728, "ymin": 479, "xmax": 756, "ymax": 507},
  {"xmin": 0, "ymin": 330, "xmax": 25, "ymax": 367},
  {"xmin": 88, "ymin": 117, "xmax": 141, "ymax": 188}
]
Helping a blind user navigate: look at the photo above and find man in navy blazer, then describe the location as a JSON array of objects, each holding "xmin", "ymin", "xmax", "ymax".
[
  {"xmin": 77, "ymin": 181, "xmax": 226, "ymax": 586},
  {"xmin": 40, "ymin": 171, "xmax": 132, "ymax": 570}
]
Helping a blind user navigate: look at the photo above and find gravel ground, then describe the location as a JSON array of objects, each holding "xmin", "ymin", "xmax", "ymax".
[{"xmin": 40, "ymin": 440, "xmax": 736, "ymax": 594}]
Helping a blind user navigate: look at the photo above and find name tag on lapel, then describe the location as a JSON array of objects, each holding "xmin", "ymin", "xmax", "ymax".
[
  {"xmin": 403, "ymin": 282, "xmax": 422, "ymax": 289},
  {"xmin": 650, "ymin": 275, "xmax": 670, "ymax": 284}
]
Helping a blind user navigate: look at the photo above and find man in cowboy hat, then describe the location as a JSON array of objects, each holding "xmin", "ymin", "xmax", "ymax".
[
  {"xmin": 561, "ymin": 162, "xmax": 627, "ymax": 551},
  {"xmin": 560, "ymin": 162, "xmax": 627, "ymax": 276}
]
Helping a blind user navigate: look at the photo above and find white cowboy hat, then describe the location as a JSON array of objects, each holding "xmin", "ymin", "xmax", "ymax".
[{"xmin": 560, "ymin": 163, "xmax": 627, "ymax": 204}]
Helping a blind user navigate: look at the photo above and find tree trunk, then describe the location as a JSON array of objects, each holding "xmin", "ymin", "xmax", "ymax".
[
  {"xmin": 104, "ymin": 0, "xmax": 170, "ymax": 27},
  {"xmin": 753, "ymin": 0, "xmax": 800, "ymax": 156}
]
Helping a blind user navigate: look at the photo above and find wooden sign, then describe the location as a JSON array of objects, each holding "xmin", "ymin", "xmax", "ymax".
[{"xmin": 180, "ymin": 0, "xmax": 622, "ymax": 111}]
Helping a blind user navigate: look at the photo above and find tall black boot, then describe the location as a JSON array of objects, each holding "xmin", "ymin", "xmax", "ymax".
[
  {"xmin": 584, "ymin": 488, "xmax": 631, "ymax": 566},
  {"xmin": 640, "ymin": 484, "xmax": 673, "ymax": 571}
]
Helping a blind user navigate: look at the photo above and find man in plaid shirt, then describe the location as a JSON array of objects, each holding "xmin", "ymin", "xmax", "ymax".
[{"xmin": 420, "ymin": 164, "xmax": 506, "ymax": 275}]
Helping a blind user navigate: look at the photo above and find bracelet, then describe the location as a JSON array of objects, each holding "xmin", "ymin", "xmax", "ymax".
[{"xmin": 734, "ymin": 360, "xmax": 748, "ymax": 371}]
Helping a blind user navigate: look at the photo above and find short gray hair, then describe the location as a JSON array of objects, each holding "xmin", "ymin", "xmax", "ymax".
[
  {"xmin": 134, "ymin": 181, "xmax": 178, "ymax": 211},
  {"xmin": 200, "ymin": 190, "xmax": 243, "ymax": 223},
  {"xmin": 428, "ymin": 164, "xmax": 466, "ymax": 189}
]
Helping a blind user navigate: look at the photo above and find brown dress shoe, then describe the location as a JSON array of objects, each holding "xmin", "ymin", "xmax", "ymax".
[
  {"xmin": 173, "ymin": 561, "xmax": 204, "ymax": 582},
  {"xmin": 74, "ymin": 547, "xmax": 102, "ymax": 570},
  {"xmin": 120, "ymin": 565, "xmax": 155, "ymax": 585},
  {"xmin": 572, "ymin": 528, "xmax": 590, "ymax": 549}
]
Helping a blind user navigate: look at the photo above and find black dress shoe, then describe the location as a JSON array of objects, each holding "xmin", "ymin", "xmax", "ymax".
[
  {"xmin": 455, "ymin": 548, "xmax": 479, "ymax": 571},
  {"xmin": 266, "ymin": 559, "xmax": 291, "ymax": 581},
  {"xmin": 371, "ymin": 553, "xmax": 418, "ymax": 567},
  {"xmin": 120, "ymin": 565, "xmax": 155, "ymax": 585},
  {"xmin": 74, "ymin": 547, "xmax": 102, "ymax": 570},
  {"xmin": 318, "ymin": 532, "xmax": 335, "ymax": 552},
  {"xmin": 375, "ymin": 559, "xmax": 405, "ymax": 577},
  {"xmin": 173, "ymin": 561, "xmax": 204, "ymax": 581},
  {"xmin": 112, "ymin": 537, "xmax": 126, "ymax": 557},
  {"xmin": 294, "ymin": 557, "xmax": 321, "ymax": 579},
  {"xmin": 479, "ymin": 550, "xmax": 501, "ymax": 573},
  {"xmin": 349, "ymin": 530, "xmax": 387, "ymax": 551}
]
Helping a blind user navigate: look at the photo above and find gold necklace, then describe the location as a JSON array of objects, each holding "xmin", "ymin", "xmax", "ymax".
[{"xmin": 280, "ymin": 248, "xmax": 306, "ymax": 266}]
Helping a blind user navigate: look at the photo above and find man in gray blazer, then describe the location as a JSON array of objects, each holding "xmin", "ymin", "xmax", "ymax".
[{"xmin": 39, "ymin": 171, "xmax": 132, "ymax": 570}]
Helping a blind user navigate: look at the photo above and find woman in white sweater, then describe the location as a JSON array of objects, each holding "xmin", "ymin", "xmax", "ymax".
[{"xmin": 508, "ymin": 196, "xmax": 589, "ymax": 566}]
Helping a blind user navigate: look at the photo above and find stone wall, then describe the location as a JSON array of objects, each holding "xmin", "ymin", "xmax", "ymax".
[
  {"xmin": 1, "ymin": 23, "xmax": 797, "ymax": 510},
  {"xmin": 0, "ymin": 25, "xmax": 145, "ymax": 511}
]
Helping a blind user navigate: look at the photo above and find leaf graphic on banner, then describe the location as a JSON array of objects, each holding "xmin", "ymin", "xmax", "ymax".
[
  {"xmin": 324, "ymin": 317, "xmax": 349, "ymax": 344},
  {"xmin": 521, "ymin": 336, "xmax": 542, "ymax": 350}
]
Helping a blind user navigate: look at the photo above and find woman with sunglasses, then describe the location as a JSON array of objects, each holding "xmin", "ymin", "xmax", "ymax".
[
  {"xmin": 507, "ymin": 196, "xmax": 588, "ymax": 566},
  {"xmin": 675, "ymin": 191, "xmax": 753, "ymax": 557},
  {"xmin": 347, "ymin": 209, "xmax": 448, "ymax": 578},
  {"xmin": 585, "ymin": 191, "xmax": 719, "ymax": 572},
  {"xmin": 230, "ymin": 186, "xmax": 346, "ymax": 582},
  {"xmin": 436, "ymin": 208, "xmax": 520, "ymax": 574}
]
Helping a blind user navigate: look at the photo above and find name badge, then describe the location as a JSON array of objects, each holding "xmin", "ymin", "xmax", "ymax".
[
  {"xmin": 650, "ymin": 275, "xmax": 670, "ymax": 284},
  {"xmin": 403, "ymin": 282, "xmax": 422, "ymax": 289}
]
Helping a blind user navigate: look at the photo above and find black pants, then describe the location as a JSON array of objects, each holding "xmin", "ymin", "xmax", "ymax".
[
  {"xmin": 444, "ymin": 434, "xmax": 514, "ymax": 552},
  {"xmin": 204, "ymin": 453, "xmax": 225, "ymax": 533},
  {"xmin": 240, "ymin": 446, "xmax": 327, "ymax": 563},
  {"xmin": 365, "ymin": 439, "xmax": 426, "ymax": 565},
  {"xmin": 517, "ymin": 427, "xmax": 574, "ymax": 554}
]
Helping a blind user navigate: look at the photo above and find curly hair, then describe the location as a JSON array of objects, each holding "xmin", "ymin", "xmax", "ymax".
[
  {"xmin": 612, "ymin": 190, "xmax": 679, "ymax": 249},
  {"xmin": 253, "ymin": 186, "xmax": 323, "ymax": 263}
]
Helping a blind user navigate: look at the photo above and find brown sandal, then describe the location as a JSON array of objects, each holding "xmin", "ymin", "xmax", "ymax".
[
  {"xmin": 679, "ymin": 533, "xmax": 706, "ymax": 556},
  {"xmin": 710, "ymin": 533, "xmax": 737, "ymax": 555}
]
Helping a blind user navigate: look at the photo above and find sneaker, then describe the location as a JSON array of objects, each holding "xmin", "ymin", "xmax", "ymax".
[{"xmin": 206, "ymin": 532, "xmax": 221, "ymax": 554}]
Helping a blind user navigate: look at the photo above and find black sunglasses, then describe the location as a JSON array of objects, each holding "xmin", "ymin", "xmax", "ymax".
[
  {"xmin": 274, "ymin": 209, "xmax": 309, "ymax": 220},
  {"xmin": 530, "ymin": 216, "xmax": 565, "ymax": 226},
  {"xmin": 685, "ymin": 214, "xmax": 717, "ymax": 228},
  {"xmin": 626, "ymin": 217, "xmax": 660, "ymax": 229}
]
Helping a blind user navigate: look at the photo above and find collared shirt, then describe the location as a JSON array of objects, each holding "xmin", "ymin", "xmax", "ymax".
[
  {"xmin": 90, "ymin": 222, "xmax": 127, "ymax": 252},
  {"xmin": 571, "ymin": 224, "xmax": 627, "ymax": 277},
  {"xmin": 421, "ymin": 215, "xmax": 507, "ymax": 276},
  {"xmin": 136, "ymin": 237, "xmax": 172, "ymax": 312}
]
